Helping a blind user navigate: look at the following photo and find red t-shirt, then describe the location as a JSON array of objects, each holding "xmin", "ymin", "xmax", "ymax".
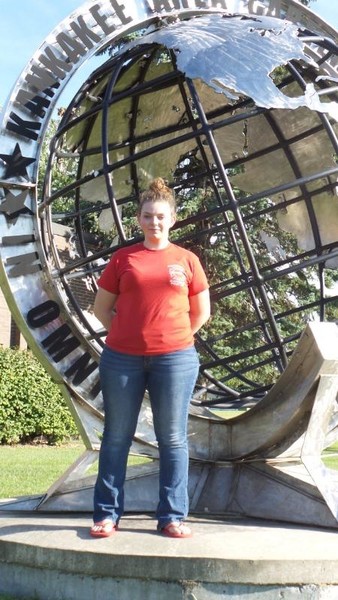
[{"xmin": 98, "ymin": 242, "xmax": 208, "ymax": 355}]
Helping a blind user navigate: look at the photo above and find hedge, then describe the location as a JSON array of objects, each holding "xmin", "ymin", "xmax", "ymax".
[{"xmin": 0, "ymin": 347, "xmax": 79, "ymax": 445}]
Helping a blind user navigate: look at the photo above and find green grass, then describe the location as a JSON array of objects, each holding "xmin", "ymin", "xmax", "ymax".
[
  {"xmin": 0, "ymin": 443, "xmax": 84, "ymax": 498},
  {"xmin": 0, "ymin": 444, "xmax": 152, "ymax": 499}
]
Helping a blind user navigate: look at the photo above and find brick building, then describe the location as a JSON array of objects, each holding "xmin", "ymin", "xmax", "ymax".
[{"xmin": 0, "ymin": 288, "xmax": 26, "ymax": 349}]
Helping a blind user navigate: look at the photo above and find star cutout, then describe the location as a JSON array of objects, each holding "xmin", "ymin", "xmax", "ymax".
[
  {"xmin": 0, "ymin": 143, "xmax": 35, "ymax": 179},
  {"xmin": 0, "ymin": 189, "xmax": 33, "ymax": 223}
]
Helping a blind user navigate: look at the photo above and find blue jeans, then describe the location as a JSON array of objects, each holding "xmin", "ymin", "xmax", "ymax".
[{"xmin": 93, "ymin": 345, "xmax": 199, "ymax": 528}]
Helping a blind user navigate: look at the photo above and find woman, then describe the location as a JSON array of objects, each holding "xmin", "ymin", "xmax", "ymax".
[{"xmin": 91, "ymin": 178, "xmax": 210, "ymax": 538}]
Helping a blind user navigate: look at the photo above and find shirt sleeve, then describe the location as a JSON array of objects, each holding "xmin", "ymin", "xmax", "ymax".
[
  {"xmin": 188, "ymin": 253, "xmax": 209, "ymax": 296},
  {"xmin": 97, "ymin": 255, "xmax": 119, "ymax": 294}
]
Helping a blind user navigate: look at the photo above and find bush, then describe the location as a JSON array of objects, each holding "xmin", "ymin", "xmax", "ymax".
[{"xmin": 0, "ymin": 347, "xmax": 78, "ymax": 445}]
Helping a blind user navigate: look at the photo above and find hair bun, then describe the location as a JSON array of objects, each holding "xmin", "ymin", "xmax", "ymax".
[
  {"xmin": 149, "ymin": 177, "xmax": 168, "ymax": 193},
  {"xmin": 138, "ymin": 177, "xmax": 176, "ymax": 214}
]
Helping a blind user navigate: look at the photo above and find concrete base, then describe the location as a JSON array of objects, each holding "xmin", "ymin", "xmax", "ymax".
[{"xmin": 1, "ymin": 512, "xmax": 338, "ymax": 599}]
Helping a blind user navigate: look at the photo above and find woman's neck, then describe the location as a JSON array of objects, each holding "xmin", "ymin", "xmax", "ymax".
[{"xmin": 143, "ymin": 239, "xmax": 170, "ymax": 250}]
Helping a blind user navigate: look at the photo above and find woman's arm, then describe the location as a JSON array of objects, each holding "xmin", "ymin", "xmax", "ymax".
[
  {"xmin": 189, "ymin": 288, "xmax": 211, "ymax": 334},
  {"xmin": 93, "ymin": 288, "xmax": 118, "ymax": 332}
]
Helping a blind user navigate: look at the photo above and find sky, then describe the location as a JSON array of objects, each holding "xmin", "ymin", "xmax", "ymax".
[{"xmin": 0, "ymin": 0, "xmax": 338, "ymax": 110}]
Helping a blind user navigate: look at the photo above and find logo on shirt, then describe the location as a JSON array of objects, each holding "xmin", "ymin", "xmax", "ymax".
[{"xmin": 168, "ymin": 264, "xmax": 187, "ymax": 287}]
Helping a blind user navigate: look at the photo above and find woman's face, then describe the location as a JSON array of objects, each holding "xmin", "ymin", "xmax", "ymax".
[{"xmin": 137, "ymin": 200, "xmax": 176, "ymax": 246}]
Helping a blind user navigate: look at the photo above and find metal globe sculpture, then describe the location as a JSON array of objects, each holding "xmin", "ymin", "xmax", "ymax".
[
  {"xmin": 1, "ymin": 0, "xmax": 338, "ymax": 526},
  {"xmin": 47, "ymin": 12, "xmax": 338, "ymax": 407}
]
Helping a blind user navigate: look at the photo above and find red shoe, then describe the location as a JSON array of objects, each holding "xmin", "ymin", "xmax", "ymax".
[
  {"xmin": 90, "ymin": 520, "xmax": 117, "ymax": 538},
  {"xmin": 160, "ymin": 521, "xmax": 192, "ymax": 538}
]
